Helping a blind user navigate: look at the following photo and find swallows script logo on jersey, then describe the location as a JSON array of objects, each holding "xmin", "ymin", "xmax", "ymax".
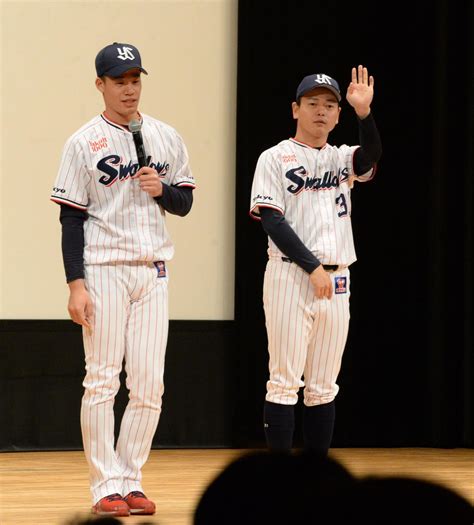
[
  {"xmin": 116, "ymin": 46, "xmax": 135, "ymax": 61},
  {"xmin": 96, "ymin": 155, "xmax": 169, "ymax": 186},
  {"xmin": 285, "ymin": 165, "xmax": 349, "ymax": 195}
]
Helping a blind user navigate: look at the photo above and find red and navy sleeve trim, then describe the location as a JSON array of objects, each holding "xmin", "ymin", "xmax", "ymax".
[
  {"xmin": 50, "ymin": 196, "xmax": 88, "ymax": 210},
  {"xmin": 174, "ymin": 181, "xmax": 196, "ymax": 189},
  {"xmin": 249, "ymin": 203, "xmax": 284, "ymax": 221}
]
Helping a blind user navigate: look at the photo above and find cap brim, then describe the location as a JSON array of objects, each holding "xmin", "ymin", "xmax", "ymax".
[
  {"xmin": 102, "ymin": 65, "xmax": 148, "ymax": 78},
  {"xmin": 298, "ymin": 85, "xmax": 341, "ymax": 102}
]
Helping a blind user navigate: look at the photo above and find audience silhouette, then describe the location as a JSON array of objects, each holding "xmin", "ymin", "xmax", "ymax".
[
  {"xmin": 193, "ymin": 450, "xmax": 474, "ymax": 524},
  {"xmin": 194, "ymin": 450, "xmax": 356, "ymax": 524},
  {"xmin": 351, "ymin": 474, "xmax": 474, "ymax": 524}
]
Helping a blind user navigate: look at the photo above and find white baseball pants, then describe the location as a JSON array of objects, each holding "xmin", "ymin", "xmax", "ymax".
[
  {"xmin": 81, "ymin": 261, "xmax": 168, "ymax": 503},
  {"xmin": 263, "ymin": 258, "xmax": 350, "ymax": 407}
]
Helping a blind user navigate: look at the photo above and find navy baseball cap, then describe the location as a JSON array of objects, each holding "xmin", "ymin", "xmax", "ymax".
[
  {"xmin": 95, "ymin": 42, "xmax": 148, "ymax": 78},
  {"xmin": 296, "ymin": 74, "xmax": 341, "ymax": 102}
]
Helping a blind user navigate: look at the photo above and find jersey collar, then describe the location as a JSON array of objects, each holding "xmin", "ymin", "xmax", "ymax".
[
  {"xmin": 101, "ymin": 111, "xmax": 143, "ymax": 132},
  {"xmin": 289, "ymin": 137, "xmax": 327, "ymax": 150}
]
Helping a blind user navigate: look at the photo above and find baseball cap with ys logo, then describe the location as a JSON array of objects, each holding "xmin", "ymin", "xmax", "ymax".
[
  {"xmin": 296, "ymin": 73, "xmax": 341, "ymax": 102},
  {"xmin": 95, "ymin": 42, "xmax": 148, "ymax": 78}
]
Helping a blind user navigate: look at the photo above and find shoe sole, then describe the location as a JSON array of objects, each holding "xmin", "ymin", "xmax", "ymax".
[
  {"xmin": 92, "ymin": 509, "xmax": 130, "ymax": 517},
  {"xmin": 129, "ymin": 508, "xmax": 156, "ymax": 515}
]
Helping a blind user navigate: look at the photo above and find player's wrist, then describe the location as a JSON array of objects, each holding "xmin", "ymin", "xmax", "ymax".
[
  {"xmin": 309, "ymin": 261, "xmax": 322, "ymax": 275},
  {"xmin": 155, "ymin": 181, "xmax": 167, "ymax": 199},
  {"xmin": 68, "ymin": 278, "xmax": 87, "ymax": 291},
  {"xmin": 355, "ymin": 107, "xmax": 371, "ymax": 119}
]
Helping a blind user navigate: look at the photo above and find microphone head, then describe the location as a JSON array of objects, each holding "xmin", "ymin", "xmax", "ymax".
[{"xmin": 129, "ymin": 119, "xmax": 142, "ymax": 133}]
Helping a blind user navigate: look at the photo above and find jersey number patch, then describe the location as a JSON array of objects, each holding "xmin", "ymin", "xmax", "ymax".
[{"xmin": 336, "ymin": 194, "xmax": 348, "ymax": 217}]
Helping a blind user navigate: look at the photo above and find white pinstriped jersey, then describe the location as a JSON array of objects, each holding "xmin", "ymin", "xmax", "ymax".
[
  {"xmin": 250, "ymin": 138, "xmax": 373, "ymax": 266},
  {"xmin": 51, "ymin": 113, "xmax": 195, "ymax": 264}
]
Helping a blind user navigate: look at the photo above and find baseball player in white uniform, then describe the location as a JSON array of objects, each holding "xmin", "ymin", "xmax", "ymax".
[
  {"xmin": 51, "ymin": 43, "xmax": 195, "ymax": 517},
  {"xmin": 250, "ymin": 66, "xmax": 381, "ymax": 453}
]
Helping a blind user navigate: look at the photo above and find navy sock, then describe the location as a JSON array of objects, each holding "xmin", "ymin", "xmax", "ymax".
[
  {"xmin": 303, "ymin": 401, "xmax": 336, "ymax": 454},
  {"xmin": 263, "ymin": 400, "xmax": 295, "ymax": 452}
]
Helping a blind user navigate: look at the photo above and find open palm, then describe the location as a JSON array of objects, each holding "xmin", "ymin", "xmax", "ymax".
[{"xmin": 346, "ymin": 65, "xmax": 374, "ymax": 113}]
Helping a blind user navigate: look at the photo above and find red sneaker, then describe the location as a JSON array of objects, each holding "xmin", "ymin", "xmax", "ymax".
[
  {"xmin": 124, "ymin": 491, "xmax": 156, "ymax": 515},
  {"xmin": 92, "ymin": 493, "xmax": 130, "ymax": 517}
]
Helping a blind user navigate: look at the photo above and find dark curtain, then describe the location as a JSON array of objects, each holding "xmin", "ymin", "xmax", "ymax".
[
  {"xmin": 0, "ymin": 321, "xmax": 236, "ymax": 450},
  {"xmin": 234, "ymin": 0, "xmax": 473, "ymax": 447}
]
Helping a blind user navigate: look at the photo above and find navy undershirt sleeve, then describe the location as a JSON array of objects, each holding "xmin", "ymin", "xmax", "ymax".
[
  {"xmin": 260, "ymin": 207, "xmax": 321, "ymax": 274},
  {"xmin": 154, "ymin": 184, "xmax": 193, "ymax": 216},
  {"xmin": 353, "ymin": 113, "xmax": 382, "ymax": 175},
  {"xmin": 59, "ymin": 204, "xmax": 87, "ymax": 283}
]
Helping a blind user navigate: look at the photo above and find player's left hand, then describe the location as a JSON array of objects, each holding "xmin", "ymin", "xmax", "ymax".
[
  {"xmin": 134, "ymin": 166, "xmax": 163, "ymax": 198},
  {"xmin": 309, "ymin": 265, "xmax": 333, "ymax": 300},
  {"xmin": 346, "ymin": 65, "xmax": 374, "ymax": 119}
]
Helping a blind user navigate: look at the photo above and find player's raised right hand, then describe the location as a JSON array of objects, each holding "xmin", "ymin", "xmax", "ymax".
[
  {"xmin": 309, "ymin": 265, "xmax": 333, "ymax": 300},
  {"xmin": 346, "ymin": 65, "xmax": 374, "ymax": 119},
  {"xmin": 68, "ymin": 279, "xmax": 94, "ymax": 329}
]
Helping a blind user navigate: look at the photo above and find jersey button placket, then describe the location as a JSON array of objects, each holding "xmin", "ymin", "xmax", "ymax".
[
  {"xmin": 131, "ymin": 135, "xmax": 154, "ymax": 258},
  {"xmin": 324, "ymin": 191, "xmax": 337, "ymax": 262}
]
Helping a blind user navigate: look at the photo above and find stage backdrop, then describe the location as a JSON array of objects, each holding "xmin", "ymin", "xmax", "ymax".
[
  {"xmin": 1, "ymin": 0, "xmax": 472, "ymax": 450},
  {"xmin": 0, "ymin": 0, "xmax": 237, "ymax": 321}
]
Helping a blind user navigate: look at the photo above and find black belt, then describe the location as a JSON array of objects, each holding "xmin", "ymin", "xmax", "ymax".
[{"xmin": 281, "ymin": 257, "xmax": 339, "ymax": 272}]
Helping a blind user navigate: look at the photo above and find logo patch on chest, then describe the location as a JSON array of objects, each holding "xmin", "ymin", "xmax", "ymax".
[
  {"xmin": 334, "ymin": 276, "xmax": 347, "ymax": 294},
  {"xmin": 89, "ymin": 137, "xmax": 108, "ymax": 153},
  {"xmin": 154, "ymin": 261, "xmax": 167, "ymax": 278}
]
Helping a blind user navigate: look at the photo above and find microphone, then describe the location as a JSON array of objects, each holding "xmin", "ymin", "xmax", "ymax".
[{"xmin": 129, "ymin": 119, "xmax": 147, "ymax": 168}]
